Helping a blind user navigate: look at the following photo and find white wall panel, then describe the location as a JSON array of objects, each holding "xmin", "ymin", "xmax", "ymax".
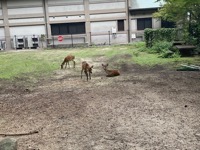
[
  {"xmin": 48, "ymin": 0, "xmax": 83, "ymax": 5},
  {"xmin": 90, "ymin": 2, "xmax": 125, "ymax": 10},
  {"xmin": 91, "ymin": 33, "xmax": 127, "ymax": 44},
  {"xmin": 49, "ymin": 15, "xmax": 85, "ymax": 21},
  {"xmin": 153, "ymin": 18, "xmax": 161, "ymax": 29},
  {"xmin": 8, "ymin": 7, "xmax": 43, "ymax": 15},
  {"xmin": 130, "ymin": 19, "xmax": 137, "ymax": 31},
  {"xmin": 9, "ymin": 18, "xmax": 44, "ymax": 24},
  {"xmin": 0, "ymin": 20, "xmax": 3, "ymax": 24},
  {"xmin": 7, "ymin": 0, "xmax": 42, "ymax": 8},
  {"xmin": 89, "ymin": 0, "xmax": 125, "ymax": 3},
  {"xmin": 0, "ymin": 28, "xmax": 5, "ymax": 37},
  {"xmin": 91, "ymin": 21, "xmax": 116, "ymax": 33},
  {"xmin": 91, "ymin": 35, "xmax": 109, "ymax": 44},
  {"xmin": 48, "ymin": 5, "xmax": 84, "ymax": 13},
  {"xmin": 90, "ymin": 13, "xmax": 126, "ymax": 19},
  {"xmin": 111, "ymin": 33, "xmax": 127, "ymax": 44},
  {"xmin": 10, "ymin": 25, "xmax": 45, "ymax": 36}
]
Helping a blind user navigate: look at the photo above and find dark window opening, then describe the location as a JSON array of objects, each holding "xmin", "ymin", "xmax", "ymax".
[
  {"xmin": 118, "ymin": 20, "xmax": 124, "ymax": 31},
  {"xmin": 137, "ymin": 18, "xmax": 152, "ymax": 30},
  {"xmin": 161, "ymin": 20, "xmax": 176, "ymax": 28},
  {"xmin": 51, "ymin": 22, "xmax": 85, "ymax": 35}
]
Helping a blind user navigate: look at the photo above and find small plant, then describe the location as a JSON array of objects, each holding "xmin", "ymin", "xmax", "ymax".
[
  {"xmin": 151, "ymin": 41, "xmax": 173, "ymax": 53},
  {"xmin": 150, "ymin": 41, "xmax": 180, "ymax": 58},
  {"xmin": 133, "ymin": 51, "xmax": 139, "ymax": 57}
]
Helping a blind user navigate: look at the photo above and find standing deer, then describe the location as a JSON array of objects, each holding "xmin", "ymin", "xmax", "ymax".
[
  {"xmin": 102, "ymin": 63, "xmax": 120, "ymax": 77},
  {"xmin": 81, "ymin": 61, "xmax": 93, "ymax": 81},
  {"xmin": 61, "ymin": 54, "xmax": 75, "ymax": 69}
]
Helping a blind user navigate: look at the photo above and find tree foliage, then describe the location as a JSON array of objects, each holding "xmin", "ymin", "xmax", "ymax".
[{"xmin": 154, "ymin": 0, "xmax": 200, "ymax": 45}]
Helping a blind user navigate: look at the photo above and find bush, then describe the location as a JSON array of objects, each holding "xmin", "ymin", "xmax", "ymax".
[
  {"xmin": 132, "ymin": 42, "xmax": 148, "ymax": 52},
  {"xmin": 144, "ymin": 28, "xmax": 179, "ymax": 48},
  {"xmin": 150, "ymin": 41, "xmax": 180, "ymax": 58},
  {"xmin": 151, "ymin": 41, "xmax": 173, "ymax": 53}
]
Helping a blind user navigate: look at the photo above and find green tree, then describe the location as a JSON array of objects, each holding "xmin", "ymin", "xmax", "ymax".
[{"xmin": 154, "ymin": 0, "xmax": 200, "ymax": 46}]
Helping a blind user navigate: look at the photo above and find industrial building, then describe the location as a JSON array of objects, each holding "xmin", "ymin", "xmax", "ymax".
[{"xmin": 0, "ymin": 0, "xmax": 167, "ymax": 50}]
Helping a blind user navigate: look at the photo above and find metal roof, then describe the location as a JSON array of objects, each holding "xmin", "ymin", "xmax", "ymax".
[{"xmin": 130, "ymin": 0, "xmax": 164, "ymax": 10}]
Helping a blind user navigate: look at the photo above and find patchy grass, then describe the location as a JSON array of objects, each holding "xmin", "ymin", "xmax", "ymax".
[{"xmin": 0, "ymin": 43, "xmax": 199, "ymax": 79}]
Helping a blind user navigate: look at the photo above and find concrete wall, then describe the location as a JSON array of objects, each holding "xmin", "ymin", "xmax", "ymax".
[
  {"xmin": 8, "ymin": 7, "xmax": 44, "ymax": 15},
  {"xmin": 153, "ymin": 18, "xmax": 161, "ymax": 29},
  {"xmin": 89, "ymin": 2, "xmax": 125, "ymax": 10},
  {"xmin": 0, "ymin": 28, "xmax": 5, "ymax": 38},
  {"xmin": 129, "ymin": 10, "xmax": 162, "ymax": 42},
  {"xmin": 9, "ymin": 25, "xmax": 45, "ymax": 36},
  {"xmin": 0, "ymin": 20, "xmax": 3, "ymax": 24},
  {"xmin": 0, "ymin": 0, "xmax": 163, "ymax": 49},
  {"xmin": 9, "ymin": 18, "xmax": 44, "ymax": 24},
  {"xmin": 130, "ymin": 19, "xmax": 137, "ymax": 31},
  {"xmin": 0, "ymin": 1, "xmax": 2, "ymax": 15},
  {"xmin": 7, "ymin": 0, "xmax": 42, "ymax": 7},
  {"xmin": 0, "ymin": 9, "xmax": 2, "ymax": 16},
  {"xmin": 48, "ymin": 5, "xmax": 84, "ymax": 13},
  {"xmin": 49, "ymin": 15, "xmax": 85, "ymax": 22},
  {"xmin": 90, "ymin": 13, "xmax": 126, "ymax": 19},
  {"xmin": 90, "ymin": 21, "xmax": 127, "ymax": 44},
  {"xmin": 48, "ymin": 0, "xmax": 83, "ymax": 5},
  {"xmin": 111, "ymin": 33, "xmax": 127, "ymax": 44},
  {"xmin": 91, "ymin": 21, "xmax": 116, "ymax": 33}
]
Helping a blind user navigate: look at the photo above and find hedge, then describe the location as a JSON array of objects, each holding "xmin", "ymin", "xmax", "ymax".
[{"xmin": 144, "ymin": 28, "xmax": 179, "ymax": 48}]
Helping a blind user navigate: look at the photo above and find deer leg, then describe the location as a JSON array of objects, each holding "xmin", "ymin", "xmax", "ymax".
[
  {"xmin": 106, "ymin": 74, "xmax": 112, "ymax": 77},
  {"xmin": 89, "ymin": 72, "xmax": 91, "ymax": 80},
  {"xmin": 61, "ymin": 60, "xmax": 65, "ymax": 69},
  {"xmin": 65, "ymin": 62, "xmax": 67, "ymax": 69},
  {"xmin": 67, "ymin": 61, "xmax": 70, "ymax": 68},
  {"xmin": 84, "ymin": 70, "xmax": 88, "ymax": 81},
  {"xmin": 73, "ymin": 61, "xmax": 75, "ymax": 68},
  {"xmin": 81, "ymin": 69, "xmax": 83, "ymax": 79}
]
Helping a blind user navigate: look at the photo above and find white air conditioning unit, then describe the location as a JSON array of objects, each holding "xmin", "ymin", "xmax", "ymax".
[
  {"xmin": 12, "ymin": 36, "xmax": 26, "ymax": 49},
  {"xmin": 28, "ymin": 35, "xmax": 39, "ymax": 49}
]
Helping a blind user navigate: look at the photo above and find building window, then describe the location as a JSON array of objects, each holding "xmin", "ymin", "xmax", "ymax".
[
  {"xmin": 51, "ymin": 22, "xmax": 85, "ymax": 35},
  {"xmin": 117, "ymin": 20, "xmax": 124, "ymax": 31},
  {"xmin": 161, "ymin": 20, "xmax": 176, "ymax": 28},
  {"xmin": 137, "ymin": 18, "xmax": 152, "ymax": 30}
]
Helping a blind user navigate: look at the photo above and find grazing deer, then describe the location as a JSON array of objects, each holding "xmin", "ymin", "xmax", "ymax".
[
  {"xmin": 102, "ymin": 63, "xmax": 120, "ymax": 77},
  {"xmin": 61, "ymin": 55, "xmax": 75, "ymax": 69},
  {"xmin": 81, "ymin": 61, "xmax": 93, "ymax": 81}
]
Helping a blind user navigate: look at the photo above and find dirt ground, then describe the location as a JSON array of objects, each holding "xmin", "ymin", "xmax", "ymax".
[{"xmin": 0, "ymin": 56, "xmax": 200, "ymax": 150}]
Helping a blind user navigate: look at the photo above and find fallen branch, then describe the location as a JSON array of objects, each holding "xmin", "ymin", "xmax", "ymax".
[{"xmin": 0, "ymin": 130, "xmax": 39, "ymax": 137}]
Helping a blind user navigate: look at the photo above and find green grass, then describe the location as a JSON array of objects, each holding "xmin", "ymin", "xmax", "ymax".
[{"xmin": 0, "ymin": 43, "xmax": 199, "ymax": 80}]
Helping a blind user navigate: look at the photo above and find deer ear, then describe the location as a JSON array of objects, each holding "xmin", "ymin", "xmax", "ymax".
[
  {"xmin": 91, "ymin": 65, "xmax": 94, "ymax": 68},
  {"xmin": 106, "ymin": 63, "xmax": 109, "ymax": 66}
]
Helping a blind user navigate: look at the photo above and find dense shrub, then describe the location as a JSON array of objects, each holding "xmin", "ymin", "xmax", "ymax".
[
  {"xmin": 151, "ymin": 41, "xmax": 173, "ymax": 53},
  {"xmin": 150, "ymin": 41, "xmax": 180, "ymax": 58},
  {"xmin": 144, "ymin": 28, "xmax": 179, "ymax": 48}
]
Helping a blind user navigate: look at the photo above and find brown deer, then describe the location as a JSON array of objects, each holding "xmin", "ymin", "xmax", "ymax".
[
  {"xmin": 81, "ymin": 61, "xmax": 93, "ymax": 81},
  {"xmin": 102, "ymin": 63, "xmax": 120, "ymax": 77},
  {"xmin": 61, "ymin": 55, "xmax": 75, "ymax": 69}
]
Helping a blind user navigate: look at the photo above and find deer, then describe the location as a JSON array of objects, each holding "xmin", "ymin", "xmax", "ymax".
[
  {"xmin": 102, "ymin": 63, "xmax": 120, "ymax": 77},
  {"xmin": 81, "ymin": 61, "xmax": 93, "ymax": 81},
  {"xmin": 61, "ymin": 54, "xmax": 75, "ymax": 69}
]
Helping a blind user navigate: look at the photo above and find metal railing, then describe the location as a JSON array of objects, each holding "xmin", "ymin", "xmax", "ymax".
[{"xmin": 0, "ymin": 30, "xmax": 135, "ymax": 50}]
